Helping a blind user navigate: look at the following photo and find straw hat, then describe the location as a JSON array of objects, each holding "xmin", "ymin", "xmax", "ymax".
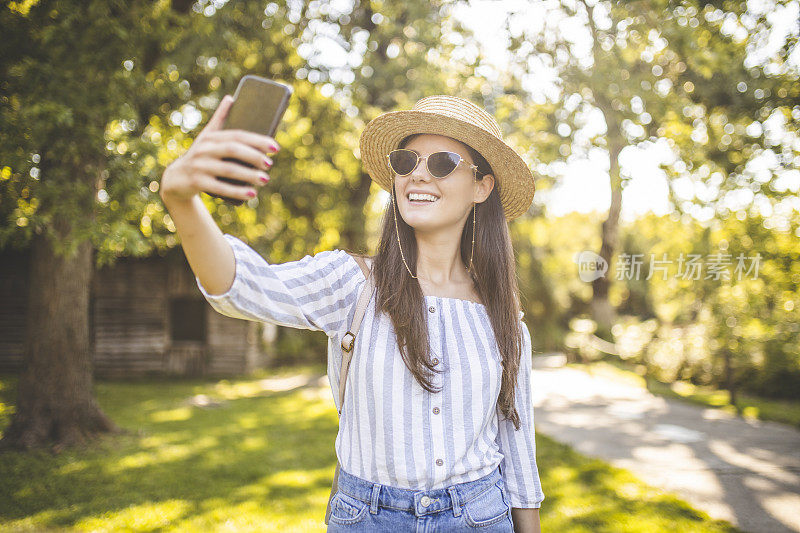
[{"xmin": 359, "ymin": 95, "xmax": 535, "ymax": 220}]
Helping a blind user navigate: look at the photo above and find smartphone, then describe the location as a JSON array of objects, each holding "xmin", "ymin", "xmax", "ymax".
[{"xmin": 207, "ymin": 75, "xmax": 293, "ymax": 205}]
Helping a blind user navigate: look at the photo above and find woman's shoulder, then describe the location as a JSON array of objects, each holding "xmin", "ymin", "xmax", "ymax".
[
  {"xmin": 341, "ymin": 251, "xmax": 375, "ymax": 278},
  {"xmin": 343, "ymin": 251, "xmax": 375, "ymax": 263}
]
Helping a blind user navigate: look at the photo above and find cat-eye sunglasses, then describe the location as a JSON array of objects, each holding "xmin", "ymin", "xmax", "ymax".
[{"xmin": 386, "ymin": 149, "xmax": 481, "ymax": 179}]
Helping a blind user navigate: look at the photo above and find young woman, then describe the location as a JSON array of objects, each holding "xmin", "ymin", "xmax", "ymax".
[{"xmin": 160, "ymin": 94, "xmax": 544, "ymax": 532}]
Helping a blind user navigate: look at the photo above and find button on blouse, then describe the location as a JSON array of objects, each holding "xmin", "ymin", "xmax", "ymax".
[{"xmin": 196, "ymin": 234, "xmax": 545, "ymax": 509}]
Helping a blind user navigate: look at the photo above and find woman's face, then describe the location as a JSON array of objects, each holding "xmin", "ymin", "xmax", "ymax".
[{"xmin": 393, "ymin": 134, "xmax": 494, "ymax": 233}]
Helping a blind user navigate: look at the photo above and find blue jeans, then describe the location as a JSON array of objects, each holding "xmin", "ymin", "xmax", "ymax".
[{"xmin": 326, "ymin": 465, "xmax": 515, "ymax": 532}]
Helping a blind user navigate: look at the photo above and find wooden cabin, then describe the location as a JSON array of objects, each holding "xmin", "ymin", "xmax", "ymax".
[{"xmin": 0, "ymin": 246, "xmax": 275, "ymax": 378}]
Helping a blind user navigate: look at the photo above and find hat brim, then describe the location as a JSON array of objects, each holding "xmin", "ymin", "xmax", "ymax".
[{"xmin": 359, "ymin": 110, "xmax": 534, "ymax": 220}]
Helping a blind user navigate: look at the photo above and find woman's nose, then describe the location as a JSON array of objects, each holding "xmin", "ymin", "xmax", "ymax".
[{"xmin": 410, "ymin": 157, "xmax": 433, "ymax": 181}]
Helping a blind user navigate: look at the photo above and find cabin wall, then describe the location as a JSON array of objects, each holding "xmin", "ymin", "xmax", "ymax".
[
  {"xmin": 0, "ymin": 249, "xmax": 27, "ymax": 373},
  {"xmin": 92, "ymin": 255, "xmax": 168, "ymax": 377},
  {"xmin": 0, "ymin": 246, "xmax": 266, "ymax": 377}
]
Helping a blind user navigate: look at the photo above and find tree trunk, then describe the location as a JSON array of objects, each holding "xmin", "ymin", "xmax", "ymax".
[
  {"xmin": 341, "ymin": 170, "xmax": 374, "ymax": 252},
  {"xmin": 340, "ymin": 2, "xmax": 390, "ymax": 254},
  {"xmin": 591, "ymin": 141, "xmax": 623, "ymax": 341},
  {"xmin": 0, "ymin": 216, "xmax": 122, "ymax": 454},
  {"xmin": 724, "ymin": 347, "xmax": 738, "ymax": 411},
  {"xmin": 583, "ymin": 0, "xmax": 624, "ymax": 342}
]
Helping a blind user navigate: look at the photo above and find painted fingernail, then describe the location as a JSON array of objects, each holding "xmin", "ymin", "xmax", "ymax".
[
  {"xmin": 263, "ymin": 157, "xmax": 273, "ymax": 169},
  {"xmin": 259, "ymin": 174, "xmax": 269, "ymax": 184},
  {"xmin": 247, "ymin": 190, "xmax": 256, "ymax": 198},
  {"xmin": 268, "ymin": 142, "xmax": 280, "ymax": 153}
]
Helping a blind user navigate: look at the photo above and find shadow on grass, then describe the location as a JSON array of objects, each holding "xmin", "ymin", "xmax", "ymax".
[
  {"xmin": 583, "ymin": 357, "xmax": 800, "ymax": 430},
  {"xmin": 1, "ymin": 368, "xmax": 744, "ymax": 532},
  {"xmin": 536, "ymin": 436, "xmax": 741, "ymax": 532},
  {"xmin": 1, "ymin": 371, "xmax": 339, "ymax": 531}
]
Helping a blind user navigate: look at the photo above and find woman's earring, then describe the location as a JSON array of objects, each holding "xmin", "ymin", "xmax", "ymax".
[
  {"xmin": 467, "ymin": 173, "xmax": 476, "ymax": 273},
  {"xmin": 393, "ymin": 175, "xmax": 417, "ymax": 279}
]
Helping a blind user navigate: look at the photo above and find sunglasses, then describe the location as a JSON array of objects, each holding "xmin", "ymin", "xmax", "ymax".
[{"xmin": 386, "ymin": 149, "xmax": 481, "ymax": 179}]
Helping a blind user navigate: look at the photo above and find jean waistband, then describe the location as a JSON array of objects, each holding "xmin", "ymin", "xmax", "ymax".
[{"xmin": 334, "ymin": 465, "xmax": 503, "ymax": 518}]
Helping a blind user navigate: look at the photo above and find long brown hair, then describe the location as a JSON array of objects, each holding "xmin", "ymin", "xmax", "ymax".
[{"xmin": 360, "ymin": 133, "xmax": 524, "ymax": 430}]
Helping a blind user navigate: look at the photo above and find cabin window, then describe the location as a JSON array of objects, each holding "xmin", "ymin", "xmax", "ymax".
[{"xmin": 169, "ymin": 297, "xmax": 206, "ymax": 342}]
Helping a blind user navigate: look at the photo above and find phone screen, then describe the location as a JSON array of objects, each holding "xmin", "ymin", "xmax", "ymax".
[
  {"xmin": 224, "ymin": 76, "xmax": 293, "ymax": 138},
  {"xmin": 209, "ymin": 76, "xmax": 293, "ymax": 205}
]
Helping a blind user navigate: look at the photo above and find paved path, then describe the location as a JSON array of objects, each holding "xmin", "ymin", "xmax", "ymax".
[{"xmin": 531, "ymin": 363, "xmax": 800, "ymax": 533}]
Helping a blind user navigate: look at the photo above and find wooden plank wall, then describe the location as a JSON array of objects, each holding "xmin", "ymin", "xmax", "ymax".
[
  {"xmin": 92, "ymin": 255, "xmax": 169, "ymax": 378},
  {"xmin": 167, "ymin": 252, "xmax": 254, "ymax": 376},
  {"xmin": 0, "ymin": 248, "xmax": 28, "ymax": 373},
  {"xmin": 0, "ymin": 246, "xmax": 267, "ymax": 378}
]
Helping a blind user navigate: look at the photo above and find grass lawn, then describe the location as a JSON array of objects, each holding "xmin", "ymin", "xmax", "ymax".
[
  {"xmin": 570, "ymin": 358, "xmax": 800, "ymax": 430},
  {"xmin": 1, "ymin": 365, "xmax": 740, "ymax": 532}
]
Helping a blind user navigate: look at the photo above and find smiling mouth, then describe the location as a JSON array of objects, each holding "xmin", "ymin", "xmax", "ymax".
[{"xmin": 407, "ymin": 194, "xmax": 440, "ymax": 205}]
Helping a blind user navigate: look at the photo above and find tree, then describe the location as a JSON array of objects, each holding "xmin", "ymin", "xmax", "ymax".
[
  {"xmin": 0, "ymin": 0, "xmax": 316, "ymax": 451},
  {"xmin": 0, "ymin": 0, "xmax": 176, "ymax": 451},
  {"xmin": 293, "ymin": 0, "xmax": 484, "ymax": 252},
  {"xmin": 503, "ymin": 0, "xmax": 797, "ymax": 339}
]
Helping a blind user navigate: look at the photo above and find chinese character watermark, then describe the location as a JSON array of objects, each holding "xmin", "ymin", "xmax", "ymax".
[{"xmin": 575, "ymin": 251, "xmax": 761, "ymax": 282}]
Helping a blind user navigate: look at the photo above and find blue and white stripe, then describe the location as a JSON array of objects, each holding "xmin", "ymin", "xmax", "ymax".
[{"xmin": 196, "ymin": 233, "xmax": 545, "ymax": 508}]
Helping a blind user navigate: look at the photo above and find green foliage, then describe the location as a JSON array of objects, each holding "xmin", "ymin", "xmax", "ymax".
[
  {"xmin": 610, "ymin": 211, "xmax": 800, "ymax": 399},
  {"xmin": 0, "ymin": 0, "xmax": 476, "ymax": 264},
  {"xmin": 499, "ymin": 0, "xmax": 800, "ymax": 399},
  {"xmin": 2, "ymin": 0, "xmax": 798, "ymax": 404}
]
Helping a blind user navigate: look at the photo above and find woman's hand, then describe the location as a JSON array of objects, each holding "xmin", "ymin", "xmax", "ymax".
[{"xmin": 160, "ymin": 94, "xmax": 280, "ymax": 204}]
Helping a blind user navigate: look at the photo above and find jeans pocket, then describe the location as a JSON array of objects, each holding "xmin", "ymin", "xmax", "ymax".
[
  {"xmin": 463, "ymin": 480, "xmax": 510, "ymax": 528},
  {"xmin": 329, "ymin": 490, "xmax": 369, "ymax": 526}
]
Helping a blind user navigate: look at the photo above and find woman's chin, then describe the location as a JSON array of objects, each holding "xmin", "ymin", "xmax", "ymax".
[
  {"xmin": 404, "ymin": 214, "xmax": 457, "ymax": 233},
  {"xmin": 402, "ymin": 207, "xmax": 436, "ymax": 222}
]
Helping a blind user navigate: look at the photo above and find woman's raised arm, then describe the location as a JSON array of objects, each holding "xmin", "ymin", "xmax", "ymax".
[{"xmin": 159, "ymin": 94, "xmax": 277, "ymax": 295}]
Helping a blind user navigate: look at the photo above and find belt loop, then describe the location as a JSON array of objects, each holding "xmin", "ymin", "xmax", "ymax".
[
  {"xmin": 370, "ymin": 483, "xmax": 381, "ymax": 515},
  {"xmin": 448, "ymin": 486, "xmax": 462, "ymax": 517}
]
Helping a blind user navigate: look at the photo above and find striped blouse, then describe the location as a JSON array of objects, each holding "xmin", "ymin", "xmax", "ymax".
[{"xmin": 195, "ymin": 234, "xmax": 545, "ymax": 508}]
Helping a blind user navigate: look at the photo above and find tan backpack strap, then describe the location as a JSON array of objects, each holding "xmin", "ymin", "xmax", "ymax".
[
  {"xmin": 352, "ymin": 255, "xmax": 372, "ymax": 279},
  {"xmin": 338, "ymin": 254, "xmax": 375, "ymax": 415},
  {"xmin": 327, "ymin": 254, "xmax": 376, "ymax": 526},
  {"xmin": 325, "ymin": 462, "xmax": 341, "ymax": 525}
]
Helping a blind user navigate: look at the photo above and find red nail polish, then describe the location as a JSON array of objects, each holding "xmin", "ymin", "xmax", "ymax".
[
  {"xmin": 263, "ymin": 157, "xmax": 273, "ymax": 168},
  {"xmin": 259, "ymin": 175, "xmax": 269, "ymax": 184},
  {"xmin": 247, "ymin": 190, "xmax": 256, "ymax": 198}
]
